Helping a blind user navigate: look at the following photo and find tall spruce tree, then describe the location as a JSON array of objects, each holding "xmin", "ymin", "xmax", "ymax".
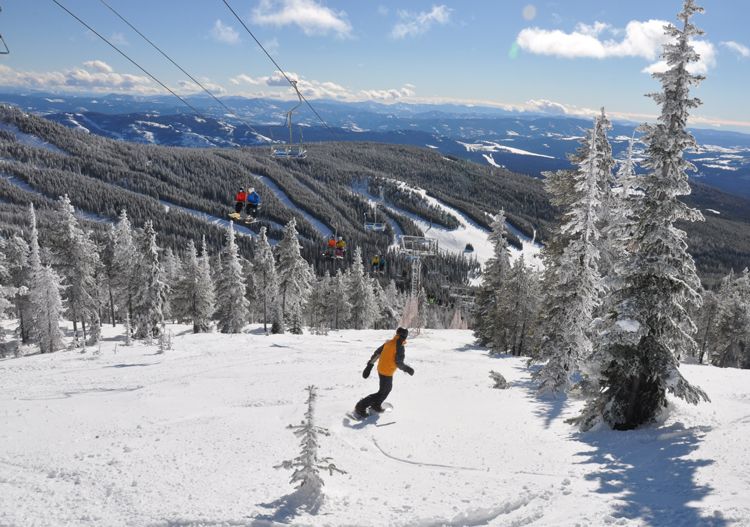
[
  {"xmin": 347, "ymin": 247, "xmax": 377, "ymax": 330},
  {"xmin": 252, "ymin": 227, "xmax": 279, "ymax": 334},
  {"xmin": 112, "ymin": 210, "xmax": 139, "ymax": 321},
  {"xmin": 576, "ymin": 0, "xmax": 709, "ymax": 430},
  {"xmin": 132, "ymin": 221, "xmax": 167, "ymax": 339},
  {"xmin": 473, "ymin": 210, "xmax": 512, "ymax": 348},
  {"xmin": 174, "ymin": 239, "xmax": 215, "ymax": 333},
  {"xmin": 535, "ymin": 116, "xmax": 609, "ymax": 393},
  {"xmin": 27, "ymin": 205, "xmax": 64, "ymax": 354},
  {"xmin": 711, "ymin": 269, "xmax": 750, "ymax": 368},
  {"xmin": 51, "ymin": 195, "xmax": 101, "ymax": 344},
  {"xmin": 276, "ymin": 219, "xmax": 313, "ymax": 333},
  {"xmin": 326, "ymin": 269, "xmax": 351, "ymax": 330},
  {"xmin": 195, "ymin": 237, "xmax": 216, "ymax": 333},
  {"xmin": 215, "ymin": 223, "xmax": 249, "ymax": 333}
]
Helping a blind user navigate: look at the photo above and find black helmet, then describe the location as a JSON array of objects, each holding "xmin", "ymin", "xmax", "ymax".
[{"xmin": 396, "ymin": 327, "xmax": 409, "ymax": 339}]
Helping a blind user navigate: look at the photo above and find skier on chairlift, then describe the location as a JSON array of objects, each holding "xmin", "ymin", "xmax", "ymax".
[
  {"xmin": 335, "ymin": 236, "xmax": 347, "ymax": 259},
  {"xmin": 245, "ymin": 187, "xmax": 261, "ymax": 219},
  {"xmin": 233, "ymin": 187, "xmax": 247, "ymax": 216},
  {"xmin": 325, "ymin": 236, "xmax": 337, "ymax": 258}
]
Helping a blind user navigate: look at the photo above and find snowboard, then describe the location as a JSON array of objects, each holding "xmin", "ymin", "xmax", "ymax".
[{"xmin": 346, "ymin": 402, "xmax": 393, "ymax": 421}]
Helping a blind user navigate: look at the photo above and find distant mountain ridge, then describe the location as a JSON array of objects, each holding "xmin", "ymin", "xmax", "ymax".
[{"xmin": 2, "ymin": 91, "xmax": 750, "ymax": 199}]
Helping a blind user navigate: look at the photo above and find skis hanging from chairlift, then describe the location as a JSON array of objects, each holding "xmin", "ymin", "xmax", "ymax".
[{"xmin": 271, "ymin": 80, "xmax": 307, "ymax": 160}]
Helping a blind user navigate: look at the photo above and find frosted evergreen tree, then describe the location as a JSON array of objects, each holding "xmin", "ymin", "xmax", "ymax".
[
  {"xmin": 372, "ymin": 278, "xmax": 399, "ymax": 329},
  {"xmin": 27, "ymin": 205, "xmax": 64, "ymax": 354},
  {"xmin": 474, "ymin": 211, "xmax": 512, "ymax": 347},
  {"xmin": 51, "ymin": 195, "xmax": 101, "ymax": 345},
  {"xmin": 576, "ymin": 1, "xmax": 709, "ymax": 430},
  {"xmin": 252, "ymin": 227, "xmax": 279, "ymax": 334},
  {"xmin": 592, "ymin": 109, "xmax": 617, "ymax": 281},
  {"xmin": 3, "ymin": 235, "xmax": 32, "ymax": 343},
  {"xmin": 112, "ymin": 210, "xmax": 139, "ymax": 320},
  {"xmin": 307, "ymin": 273, "xmax": 331, "ymax": 334},
  {"xmin": 274, "ymin": 386, "xmax": 345, "ymax": 513},
  {"xmin": 0, "ymin": 236, "xmax": 13, "ymax": 340},
  {"xmin": 695, "ymin": 288, "xmax": 720, "ymax": 364},
  {"xmin": 161, "ymin": 248, "xmax": 183, "ymax": 323},
  {"xmin": 174, "ymin": 239, "xmax": 215, "ymax": 333},
  {"xmin": 276, "ymin": 219, "xmax": 313, "ymax": 333},
  {"xmin": 99, "ymin": 225, "xmax": 118, "ymax": 327},
  {"xmin": 347, "ymin": 247, "xmax": 377, "ymax": 330},
  {"xmin": 711, "ymin": 269, "xmax": 750, "ymax": 368},
  {"xmin": 215, "ymin": 223, "xmax": 249, "ymax": 333},
  {"xmin": 535, "ymin": 117, "xmax": 608, "ymax": 393},
  {"xmin": 132, "ymin": 221, "xmax": 167, "ymax": 340},
  {"xmin": 325, "ymin": 269, "xmax": 351, "ymax": 330},
  {"xmin": 195, "ymin": 237, "xmax": 216, "ymax": 333},
  {"xmin": 502, "ymin": 256, "xmax": 541, "ymax": 357}
]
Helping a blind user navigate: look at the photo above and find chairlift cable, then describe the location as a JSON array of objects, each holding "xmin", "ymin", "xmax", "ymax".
[
  {"xmin": 98, "ymin": 0, "xmax": 266, "ymax": 140},
  {"xmin": 221, "ymin": 0, "xmax": 332, "ymax": 131},
  {"xmin": 50, "ymin": 0, "xmax": 205, "ymax": 118}
]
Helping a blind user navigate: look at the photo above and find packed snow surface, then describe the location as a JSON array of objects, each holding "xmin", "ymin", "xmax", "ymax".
[{"xmin": 2, "ymin": 326, "xmax": 746, "ymax": 526}]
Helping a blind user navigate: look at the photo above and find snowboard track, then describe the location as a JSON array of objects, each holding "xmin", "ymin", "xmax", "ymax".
[{"xmin": 372, "ymin": 437, "xmax": 484, "ymax": 472}]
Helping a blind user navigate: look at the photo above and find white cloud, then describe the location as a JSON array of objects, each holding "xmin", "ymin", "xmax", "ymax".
[
  {"xmin": 177, "ymin": 79, "xmax": 227, "ymax": 95},
  {"xmin": 0, "ymin": 61, "xmax": 157, "ymax": 94},
  {"xmin": 230, "ymin": 70, "xmax": 416, "ymax": 102},
  {"xmin": 252, "ymin": 0, "xmax": 352, "ymax": 38},
  {"xmin": 82, "ymin": 60, "xmax": 113, "ymax": 74},
  {"xmin": 391, "ymin": 5, "xmax": 452, "ymax": 40},
  {"xmin": 517, "ymin": 19, "xmax": 716, "ymax": 74},
  {"xmin": 211, "ymin": 19, "xmax": 240, "ymax": 45},
  {"xmin": 722, "ymin": 40, "xmax": 750, "ymax": 58}
]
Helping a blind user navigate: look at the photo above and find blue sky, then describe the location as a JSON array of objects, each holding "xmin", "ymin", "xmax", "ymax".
[{"xmin": 1, "ymin": 1, "xmax": 749, "ymax": 129}]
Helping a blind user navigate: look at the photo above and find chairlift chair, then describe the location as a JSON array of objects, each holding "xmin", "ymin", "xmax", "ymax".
[
  {"xmin": 399, "ymin": 235, "xmax": 439, "ymax": 257},
  {"xmin": 271, "ymin": 80, "xmax": 307, "ymax": 160},
  {"xmin": 364, "ymin": 211, "xmax": 386, "ymax": 232}
]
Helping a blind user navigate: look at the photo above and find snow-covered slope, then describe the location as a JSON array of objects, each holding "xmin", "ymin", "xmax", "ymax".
[{"xmin": 1, "ymin": 326, "xmax": 747, "ymax": 526}]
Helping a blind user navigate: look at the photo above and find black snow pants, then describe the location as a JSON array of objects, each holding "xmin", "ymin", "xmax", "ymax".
[
  {"xmin": 234, "ymin": 201, "xmax": 244, "ymax": 213},
  {"xmin": 356, "ymin": 374, "xmax": 393, "ymax": 412}
]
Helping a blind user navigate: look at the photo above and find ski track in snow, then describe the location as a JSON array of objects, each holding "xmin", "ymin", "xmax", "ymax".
[
  {"xmin": 1, "ymin": 325, "xmax": 749, "ymax": 526},
  {"xmin": 253, "ymin": 174, "xmax": 333, "ymax": 238},
  {"xmin": 0, "ymin": 122, "xmax": 67, "ymax": 155}
]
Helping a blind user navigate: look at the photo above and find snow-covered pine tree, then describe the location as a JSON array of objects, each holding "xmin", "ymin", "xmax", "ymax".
[
  {"xmin": 274, "ymin": 385, "xmax": 345, "ymax": 513},
  {"xmin": 372, "ymin": 278, "xmax": 398, "ymax": 329},
  {"xmin": 535, "ymin": 116, "xmax": 608, "ymax": 393},
  {"xmin": 3, "ymin": 235, "xmax": 33, "ymax": 344},
  {"xmin": 276, "ymin": 219, "xmax": 313, "ymax": 334},
  {"xmin": 252, "ymin": 227, "xmax": 278, "ymax": 334},
  {"xmin": 325, "ymin": 269, "xmax": 351, "ymax": 330},
  {"xmin": 195, "ymin": 237, "xmax": 216, "ymax": 333},
  {"xmin": 500, "ymin": 256, "xmax": 540, "ymax": 356},
  {"xmin": 51, "ymin": 195, "xmax": 101, "ymax": 345},
  {"xmin": 215, "ymin": 223, "xmax": 249, "ymax": 333},
  {"xmin": 131, "ymin": 221, "xmax": 167, "ymax": 340},
  {"xmin": 575, "ymin": 0, "xmax": 709, "ymax": 430},
  {"xmin": 306, "ymin": 273, "xmax": 330, "ymax": 334},
  {"xmin": 711, "ymin": 269, "xmax": 750, "ymax": 368},
  {"xmin": 173, "ymin": 239, "xmax": 215, "ymax": 333},
  {"xmin": 473, "ymin": 210, "xmax": 512, "ymax": 347},
  {"xmin": 99, "ymin": 225, "xmax": 118, "ymax": 327},
  {"xmin": 0, "ymin": 236, "xmax": 13, "ymax": 340},
  {"xmin": 27, "ymin": 205, "xmax": 64, "ymax": 354},
  {"xmin": 593, "ymin": 109, "xmax": 617, "ymax": 281},
  {"xmin": 112, "ymin": 210, "xmax": 139, "ymax": 321},
  {"xmin": 347, "ymin": 247, "xmax": 377, "ymax": 330},
  {"xmin": 161, "ymin": 248, "xmax": 182, "ymax": 323}
]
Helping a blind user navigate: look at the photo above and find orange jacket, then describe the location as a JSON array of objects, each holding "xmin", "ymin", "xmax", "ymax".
[
  {"xmin": 327, "ymin": 239, "xmax": 336, "ymax": 248},
  {"xmin": 369, "ymin": 336, "xmax": 407, "ymax": 377}
]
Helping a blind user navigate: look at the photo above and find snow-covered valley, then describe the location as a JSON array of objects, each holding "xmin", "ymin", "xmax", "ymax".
[{"xmin": 1, "ymin": 326, "xmax": 747, "ymax": 526}]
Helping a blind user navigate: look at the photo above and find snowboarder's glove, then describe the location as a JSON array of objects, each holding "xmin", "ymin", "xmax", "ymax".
[
  {"xmin": 363, "ymin": 363, "xmax": 373, "ymax": 379},
  {"xmin": 403, "ymin": 365, "xmax": 415, "ymax": 376}
]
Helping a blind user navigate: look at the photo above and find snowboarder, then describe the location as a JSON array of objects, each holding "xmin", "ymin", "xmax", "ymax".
[
  {"xmin": 245, "ymin": 187, "xmax": 261, "ymax": 219},
  {"xmin": 353, "ymin": 327, "xmax": 414, "ymax": 419}
]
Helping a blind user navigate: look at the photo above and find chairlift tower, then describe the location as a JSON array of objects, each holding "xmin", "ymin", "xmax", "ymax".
[{"xmin": 399, "ymin": 235, "xmax": 439, "ymax": 297}]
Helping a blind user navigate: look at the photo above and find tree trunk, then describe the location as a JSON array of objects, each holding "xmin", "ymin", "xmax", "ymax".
[{"xmin": 108, "ymin": 285, "xmax": 116, "ymax": 327}]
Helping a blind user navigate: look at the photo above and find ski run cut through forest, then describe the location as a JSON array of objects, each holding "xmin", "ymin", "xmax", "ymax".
[{"xmin": 1, "ymin": 325, "xmax": 748, "ymax": 527}]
